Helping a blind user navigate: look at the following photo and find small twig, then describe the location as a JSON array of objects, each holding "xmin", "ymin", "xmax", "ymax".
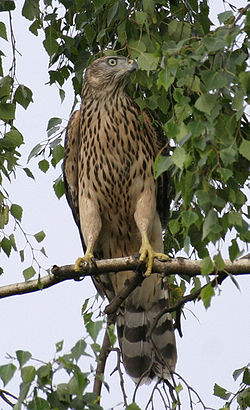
[
  {"xmin": 93, "ymin": 313, "xmax": 115, "ymax": 402},
  {"xmin": 174, "ymin": 372, "xmax": 216, "ymax": 410},
  {"xmin": 148, "ymin": 273, "xmax": 228, "ymax": 341},
  {"xmin": 145, "ymin": 379, "xmax": 166, "ymax": 410},
  {"xmin": 110, "ymin": 348, "xmax": 128, "ymax": 407},
  {"xmin": 104, "ymin": 269, "xmax": 144, "ymax": 315},
  {"xmin": 231, "ymin": 4, "xmax": 250, "ymax": 27},
  {"xmin": 0, "ymin": 388, "xmax": 18, "ymax": 407}
]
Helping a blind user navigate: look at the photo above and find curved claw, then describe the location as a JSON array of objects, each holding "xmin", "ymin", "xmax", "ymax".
[
  {"xmin": 74, "ymin": 253, "xmax": 94, "ymax": 272},
  {"xmin": 139, "ymin": 242, "xmax": 169, "ymax": 277}
]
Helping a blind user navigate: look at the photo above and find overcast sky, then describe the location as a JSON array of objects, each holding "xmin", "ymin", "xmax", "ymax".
[{"xmin": 0, "ymin": 1, "xmax": 249, "ymax": 409}]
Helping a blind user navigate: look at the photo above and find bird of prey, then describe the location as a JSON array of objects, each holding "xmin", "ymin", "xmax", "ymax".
[{"xmin": 63, "ymin": 55, "xmax": 177, "ymax": 384}]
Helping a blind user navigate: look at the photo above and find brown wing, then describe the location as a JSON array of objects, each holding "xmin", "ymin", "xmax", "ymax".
[
  {"xmin": 141, "ymin": 109, "xmax": 172, "ymax": 230},
  {"xmin": 63, "ymin": 110, "xmax": 86, "ymax": 252}
]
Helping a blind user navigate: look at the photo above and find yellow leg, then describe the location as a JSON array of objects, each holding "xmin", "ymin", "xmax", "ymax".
[
  {"xmin": 139, "ymin": 232, "xmax": 169, "ymax": 276},
  {"xmin": 74, "ymin": 243, "xmax": 95, "ymax": 272}
]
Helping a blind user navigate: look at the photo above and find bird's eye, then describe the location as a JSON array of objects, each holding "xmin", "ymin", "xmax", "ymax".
[{"xmin": 108, "ymin": 58, "xmax": 117, "ymax": 66}]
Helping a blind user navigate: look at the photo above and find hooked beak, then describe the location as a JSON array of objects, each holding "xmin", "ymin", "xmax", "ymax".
[{"xmin": 127, "ymin": 59, "xmax": 138, "ymax": 72}]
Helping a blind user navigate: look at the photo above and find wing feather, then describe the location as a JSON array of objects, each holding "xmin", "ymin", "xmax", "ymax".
[
  {"xmin": 63, "ymin": 110, "xmax": 86, "ymax": 252},
  {"xmin": 141, "ymin": 109, "xmax": 172, "ymax": 229}
]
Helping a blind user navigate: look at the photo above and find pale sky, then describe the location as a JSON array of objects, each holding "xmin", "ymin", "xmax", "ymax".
[{"xmin": 0, "ymin": 1, "xmax": 249, "ymax": 409}]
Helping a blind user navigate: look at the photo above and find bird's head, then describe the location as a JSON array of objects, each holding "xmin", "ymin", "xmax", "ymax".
[{"xmin": 84, "ymin": 55, "xmax": 138, "ymax": 96}]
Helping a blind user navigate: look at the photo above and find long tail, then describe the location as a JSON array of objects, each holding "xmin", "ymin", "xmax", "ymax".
[{"xmin": 116, "ymin": 274, "xmax": 177, "ymax": 384}]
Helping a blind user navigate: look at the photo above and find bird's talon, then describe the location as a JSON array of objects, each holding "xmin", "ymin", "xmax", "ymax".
[
  {"xmin": 74, "ymin": 254, "xmax": 94, "ymax": 271},
  {"xmin": 139, "ymin": 244, "xmax": 169, "ymax": 277},
  {"xmin": 154, "ymin": 252, "xmax": 169, "ymax": 261}
]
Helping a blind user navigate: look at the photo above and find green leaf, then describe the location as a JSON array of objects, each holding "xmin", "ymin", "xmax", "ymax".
[
  {"xmin": 0, "ymin": 103, "xmax": 16, "ymax": 120},
  {"xmin": 201, "ymin": 71, "xmax": 226, "ymax": 91},
  {"xmin": 28, "ymin": 143, "xmax": 44, "ymax": 162},
  {"xmin": 172, "ymin": 146, "xmax": 186, "ymax": 169},
  {"xmin": 213, "ymin": 383, "xmax": 231, "ymax": 400},
  {"xmin": 142, "ymin": 0, "xmax": 154, "ymax": 15},
  {"xmin": 71, "ymin": 339, "xmax": 87, "ymax": 361},
  {"xmin": 10, "ymin": 204, "xmax": 23, "ymax": 222},
  {"xmin": 59, "ymin": 88, "xmax": 65, "ymax": 103},
  {"xmin": 0, "ymin": 22, "xmax": 7, "ymax": 40},
  {"xmin": 107, "ymin": 2, "xmax": 119, "ymax": 26},
  {"xmin": 220, "ymin": 146, "xmax": 237, "ymax": 166},
  {"xmin": 3, "ymin": 129, "xmax": 23, "ymax": 148},
  {"xmin": 135, "ymin": 11, "xmax": 148, "ymax": 25},
  {"xmin": 213, "ymin": 253, "xmax": 225, "ymax": 271},
  {"xmin": 27, "ymin": 397, "xmax": 51, "ymax": 410},
  {"xmin": 56, "ymin": 340, "xmax": 64, "ymax": 353},
  {"xmin": 19, "ymin": 381, "xmax": 31, "ymax": 403},
  {"xmin": 14, "ymin": 85, "xmax": 33, "ymax": 109},
  {"xmin": 53, "ymin": 177, "xmax": 65, "ymax": 199},
  {"xmin": 22, "ymin": 0, "xmax": 40, "ymax": 20},
  {"xmin": 181, "ymin": 210, "xmax": 198, "ymax": 227},
  {"xmin": 218, "ymin": 11, "xmax": 234, "ymax": 24},
  {"xmin": 154, "ymin": 155, "xmax": 172, "ymax": 178},
  {"xmin": 47, "ymin": 117, "xmax": 62, "ymax": 130},
  {"xmin": 157, "ymin": 69, "xmax": 175, "ymax": 91},
  {"xmin": 0, "ymin": 75, "xmax": 12, "ymax": 99},
  {"xmin": 16, "ymin": 350, "xmax": 32, "ymax": 368},
  {"xmin": 107, "ymin": 324, "xmax": 116, "ymax": 346},
  {"xmin": 40, "ymin": 247, "xmax": 47, "ymax": 257},
  {"xmin": 68, "ymin": 373, "xmax": 88, "ymax": 396},
  {"xmin": 43, "ymin": 27, "xmax": 58, "ymax": 56},
  {"xmin": 0, "ymin": 363, "xmax": 16, "ymax": 386},
  {"xmin": 38, "ymin": 159, "xmax": 49, "ymax": 173},
  {"xmin": 203, "ymin": 34, "xmax": 226, "ymax": 52},
  {"xmin": 229, "ymin": 239, "xmax": 240, "ymax": 262},
  {"xmin": 137, "ymin": 53, "xmax": 159, "ymax": 71},
  {"xmin": 243, "ymin": 368, "xmax": 250, "ymax": 385},
  {"xmin": 200, "ymin": 284, "xmax": 214, "ymax": 308},
  {"xmin": 239, "ymin": 139, "xmax": 250, "ymax": 161},
  {"xmin": 93, "ymin": 0, "xmax": 106, "ymax": 11},
  {"xmin": 127, "ymin": 404, "xmax": 142, "ymax": 410},
  {"xmin": 51, "ymin": 144, "xmax": 64, "ymax": 167},
  {"xmin": 37, "ymin": 364, "xmax": 52, "ymax": 385},
  {"xmin": 21, "ymin": 366, "xmax": 36, "ymax": 383},
  {"xmin": 233, "ymin": 365, "xmax": 246, "ymax": 381},
  {"xmin": 34, "ymin": 231, "xmax": 46, "ymax": 243},
  {"xmin": 239, "ymin": 71, "xmax": 250, "ymax": 95},
  {"xmin": 86, "ymin": 320, "xmax": 103, "ymax": 342},
  {"xmin": 23, "ymin": 167, "xmax": 35, "ymax": 179},
  {"xmin": 84, "ymin": 24, "xmax": 96, "ymax": 45},
  {"xmin": 23, "ymin": 266, "xmax": 36, "ymax": 281},
  {"xmin": 1, "ymin": 237, "xmax": 11, "ymax": 256},
  {"xmin": 237, "ymin": 388, "xmax": 250, "ymax": 408},
  {"xmin": 0, "ymin": 0, "xmax": 15, "ymax": 11},
  {"xmin": 9, "ymin": 233, "xmax": 17, "ymax": 251},
  {"xmin": 202, "ymin": 210, "xmax": 218, "ymax": 240},
  {"xmin": 194, "ymin": 93, "xmax": 217, "ymax": 114},
  {"xmin": 200, "ymin": 256, "xmax": 214, "ymax": 276},
  {"xmin": 169, "ymin": 219, "xmax": 180, "ymax": 235},
  {"xmin": 128, "ymin": 39, "xmax": 146, "ymax": 59}
]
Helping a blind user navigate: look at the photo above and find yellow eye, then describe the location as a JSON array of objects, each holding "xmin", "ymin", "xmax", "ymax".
[{"xmin": 108, "ymin": 58, "xmax": 117, "ymax": 66}]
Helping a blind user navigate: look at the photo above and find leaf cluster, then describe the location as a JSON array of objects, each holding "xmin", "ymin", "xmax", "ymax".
[
  {"xmin": 214, "ymin": 364, "xmax": 250, "ymax": 410},
  {"xmin": 0, "ymin": 340, "xmax": 102, "ymax": 409}
]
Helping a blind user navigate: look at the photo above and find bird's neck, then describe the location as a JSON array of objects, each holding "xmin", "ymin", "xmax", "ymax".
[{"xmin": 81, "ymin": 80, "xmax": 127, "ymax": 103}]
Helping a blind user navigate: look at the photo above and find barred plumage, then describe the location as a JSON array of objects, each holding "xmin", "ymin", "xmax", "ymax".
[{"xmin": 63, "ymin": 55, "xmax": 177, "ymax": 383}]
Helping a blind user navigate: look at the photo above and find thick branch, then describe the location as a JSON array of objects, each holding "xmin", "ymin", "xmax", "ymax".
[{"xmin": 0, "ymin": 256, "xmax": 249, "ymax": 299}]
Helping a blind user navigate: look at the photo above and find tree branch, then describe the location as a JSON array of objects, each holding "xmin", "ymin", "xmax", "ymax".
[
  {"xmin": 0, "ymin": 256, "xmax": 249, "ymax": 299},
  {"xmin": 93, "ymin": 314, "xmax": 115, "ymax": 402}
]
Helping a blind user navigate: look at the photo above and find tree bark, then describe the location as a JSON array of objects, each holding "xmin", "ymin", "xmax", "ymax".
[{"xmin": 0, "ymin": 255, "xmax": 249, "ymax": 299}]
